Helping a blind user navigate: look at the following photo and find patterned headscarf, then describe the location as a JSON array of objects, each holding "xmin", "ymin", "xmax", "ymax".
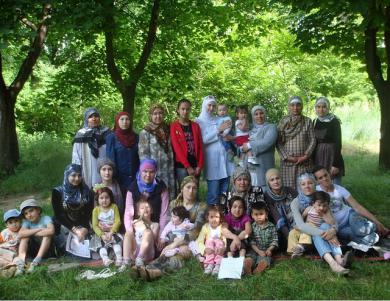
[
  {"xmin": 230, "ymin": 167, "xmax": 252, "ymax": 196},
  {"xmin": 57, "ymin": 164, "xmax": 90, "ymax": 205},
  {"xmin": 114, "ymin": 111, "xmax": 136, "ymax": 148},
  {"xmin": 265, "ymin": 168, "xmax": 287, "ymax": 202},
  {"xmin": 277, "ymin": 96, "xmax": 304, "ymax": 144},
  {"xmin": 144, "ymin": 104, "xmax": 170, "ymax": 153}
]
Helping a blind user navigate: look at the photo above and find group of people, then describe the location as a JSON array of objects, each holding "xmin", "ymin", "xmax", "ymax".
[{"xmin": 1, "ymin": 95, "xmax": 389, "ymax": 279}]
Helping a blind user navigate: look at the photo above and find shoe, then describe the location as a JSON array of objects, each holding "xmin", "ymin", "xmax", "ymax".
[
  {"xmin": 14, "ymin": 259, "xmax": 25, "ymax": 276},
  {"xmin": 247, "ymin": 156, "xmax": 259, "ymax": 165},
  {"xmin": 0, "ymin": 266, "xmax": 17, "ymax": 278},
  {"xmin": 329, "ymin": 260, "xmax": 349, "ymax": 275},
  {"xmin": 243, "ymin": 258, "xmax": 253, "ymax": 275},
  {"xmin": 115, "ymin": 259, "xmax": 122, "ymax": 267},
  {"xmin": 253, "ymin": 260, "xmax": 268, "ymax": 274},
  {"xmin": 340, "ymin": 251, "xmax": 353, "ymax": 268},
  {"xmin": 118, "ymin": 265, "xmax": 127, "ymax": 273},
  {"xmin": 291, "ymin": 245, "xmax": 305, "ymax": 259},
  {"xmin": 211, "ymin": 264, "xmax": 220, "ymax": 276},
  {"xmin": 76, "ymin": 268, "xmax": 117, "ymax": 280},
  {"xmin": 103, "ymin": 258, "xmax": 114, "ymax": 267},
  {"xmin": 138, "ymin": 266, "xmax": 162, "ymax": 281},
  {"xmin": 27, "ymin": 262, "xmax": 39, "ymax": 274},
  {"xmin": 196, "ymin": 254, "xmax": 205, "ymax": 263},
  {"xmin": 135, "ymin": 257, "xmax": 144, "ymax": 267},
  {"xmin": 204, "ymin": 264, "xmax": 214, "ymax": 275}
]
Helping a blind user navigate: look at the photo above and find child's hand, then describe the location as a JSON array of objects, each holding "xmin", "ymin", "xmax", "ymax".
[
  {"xmin": 257, "ymin": 250, "xmax": 267, "ymax": 257},
  {"xmin": 204, "ymin": 248, "xmax": 214, "ymax": 255},
  {"xmin": 216, "ymin": 247, "xmax": 225, "ymax": 256},
  {"xmin": 157, "ymin": 239, "xmax": 166, "ymax": 251},
  {"xmin": 265, "ymin": 249, "xmax": 272, "ymax": 257}
]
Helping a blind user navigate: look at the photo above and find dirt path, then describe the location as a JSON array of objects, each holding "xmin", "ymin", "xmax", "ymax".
[{"xmin": 0, "ymin": 192, "xmax": 50, "ymax": 211}]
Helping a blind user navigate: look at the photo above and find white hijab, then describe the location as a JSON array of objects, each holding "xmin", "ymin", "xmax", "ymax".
[{"xmin": 197, "ymin": 95, "xmax": 217, "ymax": 124}]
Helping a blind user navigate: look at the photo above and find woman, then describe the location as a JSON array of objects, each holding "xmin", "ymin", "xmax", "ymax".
[
  {"xmin": 96, "ymin": 158, "xmax": 125, "ymax": 218},
  {"xmin": 290, "ymin": 172, "xmax": 350, "ymax": 274},
  {"xmin": 138, "ymin": 104, "xmax": 176, "ymax": 200},
  {"xmin": 241, "ymin": 105, "xmax": 278, "ymax": 190},
  {"xmin": 276, "ymin": 96, "xmax": 316, "ymax": 189},
  {"xmin": 106, "ymin": 111, "xmax": 140, "ymax": 190},
  {"xmin": 122, "ymin": 159, "xmax": 169, "ymax": 267},
  {"xmin": 52, "ymin": 164, "xmax": 94, "ymax": 246},
  {"xmin": 196, "ymin": 95, "xmax": 234, "ymax": 205},
  {"xmin": 72, "ymin": 108, "xmax": 111, "ymax": 188},
  {"xmin": 313, "ymin": 97, "xmax": 345, "ymax": 185},
  {"xmin": 170, "ymin": 99, "xmax": 204, "ymax": 189},
  {"xmin": 264, "ymin": 168, "xmax": 298, "ymax": 250}
]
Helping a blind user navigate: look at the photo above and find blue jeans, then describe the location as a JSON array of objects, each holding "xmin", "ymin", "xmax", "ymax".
[
  {"xmin": 312, "ymin": 223, "xmax": 342, "ymax": 258},
  {"xmin": 338, "ymin": 210, "xmax": 378, "ymax": 245},
  {"xmin": 206, "ymin": 177, "xmax": 229, "ymax": 205}
]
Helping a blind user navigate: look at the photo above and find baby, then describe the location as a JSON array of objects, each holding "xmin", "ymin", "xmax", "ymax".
[
  {"xmin": 216, "ymin": 103, "xmax": 235, "ymax": 162},
  {"xmin": 235, "ymin": 105, "xmax": 257, "ymax": 165}
]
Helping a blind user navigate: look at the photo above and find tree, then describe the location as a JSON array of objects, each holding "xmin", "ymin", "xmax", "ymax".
[
  {"xmin": 278, "ymin": 0, "xmax": 390, "ymax": 169},
  {"xmin": 0, "ymin": 2, "xmax": 51, "ymax": 176}
]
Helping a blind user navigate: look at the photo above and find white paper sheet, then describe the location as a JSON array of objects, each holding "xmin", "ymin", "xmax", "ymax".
[
  {"xmin": 66, "ymin": 233, "xmax": 91, "ymax": 258},
  {"xmin": 218, "ymin": 256, "xmax": 244, "ymax": 279}
]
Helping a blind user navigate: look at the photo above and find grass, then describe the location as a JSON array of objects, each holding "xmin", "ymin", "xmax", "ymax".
[{"xmin": 1, "ymin": 101, "xmax": 390, "ymax": 299}]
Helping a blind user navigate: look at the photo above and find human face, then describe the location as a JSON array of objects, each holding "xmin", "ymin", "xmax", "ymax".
[
  {"xmin": 299, "ymin": 178, "xmax": 315, "ymax": 196},
  {"xmin": 230, "ymin": 200, "xmax": 245, "ymax": 219},
  {"xmin": 171, "ymin": 213, "xmax": 182, "ymax": 226},
  {"xmin": 68, "ymin": 172, "xmax": 82, "ymax": 186},
  {"xmin": 314, "ymin": 168, "xmax": 332, "ymax": 189},
  {"xmin": 253, "ymin": 109, "xmax": 265, "ymax": 125},
  {"xmin": 138, "ymin": 202, "xmax": 152, "ymax": 219},
  {"xmin": 206, "ymin": 102, "xmax": 216, "ymax": 114},
  {"xmin": 268, "ymin": 174, "xmax": 282, "ymax": 193},
  {"xmin": 207, "ymin": 210, "xmax": 221, "ymax": 228},
  {"xmin": 177, "ymin": 102, "xmax": 191, "ymax": 121},
  {"xmin": 237, "ymin": 111, "xmax": 247, "ymax": 120},
  {"xmin": 182, "ymin": 181, "xmax": 197, "ymax": 202},
  {"xmin": 6, "ymin": 218, "xmax": 21, "ymax": 233},
  {"xmin": 141, "ymin": 168, "xmax": 156, "ymax": 184},
  {"xmin": 151, "ymin": 108, "xmax": 164, "ymax": 125},
  {"xmin": 251, "ymin": 208, "xmax": 268, "ymax": 225},
  {"xmin": 100, "ymin": 165, "xmax": 113, "ymax": 183},
  {"xmin": 313, "ymin": 200, "xmax": 329, "ymax": 216},
  {"xmin": 98, "ymin": 192, "xmax": 111, "ymax": 208},
  {"xmin": 118, "ymin": 115, "xmax": 131, "ymax": 130},
  {"xmin": 23, "ymin": 207, "xmax": 41, "ymax": 223},
  {"xmin": 289, "ymin": 103, "xmax": 302, "ymax": 116},
  {"xmin": 217, "ymin": 105, "xmax": 227, "ymax": 117},
  {"xmin": 315, "ymin": 103, "xmax": 328, "ymax": 118},
  {"xmin": 87, "ymin": 113, "xmax": 100, "ymax": 128},
  {"xmin": 234, "ymin": 176, "xmax": 250, "ymax": 193}
]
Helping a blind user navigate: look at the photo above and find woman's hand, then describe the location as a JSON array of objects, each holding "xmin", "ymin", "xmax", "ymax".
[
  {"xmin": 295, "ymin": 154, "xmax": 308, "ymax": 165},
  {"xmin": 287, "ymin": 156, "xmax": 298, "ymax": 163},
  {"xmin": 186, "ymin": 166, "xmax": 195, "ymax": 176},
  {"xmin": 218, "ymin": 120, "xmax": 232, "ymax": 133},
  {"xmin": 321, "ymin": 227, "xmax": 337, "ymax": 241},
  {"xmin": 195, "ymin": 167, "xmax": 201, "ymax": 177},
  {"xmin": 242, "ymin": 143, "xmax": 250, "ymax": 152},
  {"xmin": 73, "ymin": 227, "xmax": 88, "ymax": 242},
  {"xmin": 330, "ymin": 166, "xmax": 340, "ymax": 176},
  {"xmin": 375, "ymin": 222, "xmax": 389, "ymax": 237}
]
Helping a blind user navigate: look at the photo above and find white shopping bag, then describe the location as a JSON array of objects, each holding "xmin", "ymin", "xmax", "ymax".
[
  {"xmin": 66, "ymin": 233, "xmax": 91, "ymax": 258},
  {"xmin": 218, "ymin": 256, "xmax": 244, "ymax": 279}
]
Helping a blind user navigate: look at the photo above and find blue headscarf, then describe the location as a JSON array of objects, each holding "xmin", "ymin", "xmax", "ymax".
[{"xmin": 136, "ymin": 159, "xmax": 158, "ymax": 193}]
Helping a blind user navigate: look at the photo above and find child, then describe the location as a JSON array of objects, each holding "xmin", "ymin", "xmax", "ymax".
[
  {"xmin": 159, "ymin": 206, "xmax": 194, "ymax": 257},
  {"xmin": 216, "ymin": 103, "xmax": 235, "ymax": 161},
  {"xmin": 0, "ymin": 209, "xmax": 21, "ymax": 268},
  {"xmin": 245, "ymin": 202, "xmax": 278, "ymax": 275},
  {"xmin": 223, "ymin": 196, "xmax": 252, "ymax": 258},
  {"xmin": 196, "ymin": 205, "xmax": 226, "ymax": 275},
  {"xmin": 123, "ymin": 198, "xmax": 159, "ymax": 269},
  {"xmin": 14, "ymin": 199, "xmax": 55, "ymax": 275},
  {"xmin": 92, "ymin": 186, "xmax": 123, "ymax": 267},
  {"xmin": 235, "ymin": 105, "xmax": 257, "ymax": 165}
]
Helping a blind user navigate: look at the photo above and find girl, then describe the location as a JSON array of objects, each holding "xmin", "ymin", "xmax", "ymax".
[
  {"xmin": 91, "ymin": 187, "xmax": 122, "ymax": 267},
  {"xmin": 235, "ymin": 105, "xmax": 256, "ymax": 165},
  {"xmin": 223, "ymin": 196, "xmax": 252, "ymax": 258},
  {"xmin": 170, "ymin": 99, "xmax": 204, "ymax": 189},
  {"xmin": 196, "ymin": 205, "xmax": 226, "ymax": 275},
  {"xmin": 159, "ymin": 206, "xmax": 194, "ymax": 257},
  {"xmin": 129, "ymin": 198, "xmax": 159, "ymax": 268}
]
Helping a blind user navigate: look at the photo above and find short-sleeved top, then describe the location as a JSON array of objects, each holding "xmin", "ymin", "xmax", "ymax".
[
  {"xmin": 22, "ymin": 215, "xmax": 53, "ymax": 229},
  {"xmin": 224, "ymin": 213, "xmax": 251, "ymax": 233},
  {"xmin": 235, "ymin": 119, "xmax": 249, "ymax": 136},
  {"xmin": 316, "ymin": 184, "xmax": 351, "ymax": 227}
]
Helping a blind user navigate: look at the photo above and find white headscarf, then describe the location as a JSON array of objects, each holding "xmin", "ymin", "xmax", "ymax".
[
  {"xmin": 197, "ymin": 95, "xmax": 217, "ymax": 123},
  {"xmin": 251, "ymin": 105, "xmax": 267, "ymax": 129},
  {"xmin": 315, "ymin": 96, "xmax": 335, "ymax": 122}
]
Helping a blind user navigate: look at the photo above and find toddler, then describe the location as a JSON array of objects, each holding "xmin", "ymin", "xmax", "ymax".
[
  {"xmin": 245, "ymin": 202, "xmax": 278, "ymax": 275},
  {"xmin": 216, "ymin": 103, "xmax": 235, "ymax": 162},
  {"xmin": 160, "ymin": 206, "xmax": 194, "ymax": 257},
  {"xmin": 196, "ymin": 205, "xmax": 226, "ymax": 275},
  {"xmin": 92, "ymin": 186, "xmax": 123, "ymax": 267},
  {"xmin": 235, "ymin": 105, "xmax": 257, "ymax": 165},
  {"xmin": 14, "ymin": 199, "xmax": 55, "ymax": 275},
  {"xmin": 223, "ymin": 196, "xmax": 252, "ymax": 258},
  {"xmin": 0, "ymin": 209, "xmax": 21, "ymax": 268}
]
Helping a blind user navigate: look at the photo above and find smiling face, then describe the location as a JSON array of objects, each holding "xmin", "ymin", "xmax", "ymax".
[
  {"xmin": 206, "ymin": 102, "xmax": 216, "ymax": 114},
  {"xmin": 98, "ymin": 191, "xmax": 112, "ymax": 208},
  {"xmin": 207, "ymin": 209, "xmax": 222, "ymax": 228},
  {"xmin": 68, "ymin": 171, "xmax": 82, "ymax": 186},
  {"xmin": 151, "ymin": 108, "xmax": 164, "ymax": 125},
  {"xmin": 314, "ymin": 168, "xmax": 333, "ymax": 189},
  {"xmin": 118, "ymin": 115, "xmax": 131, "ymax": 130},
  {"xmin": 6, "ymin": 217, "xmax": 21, "ymax": 233},
  {"xmin": 137, "ymin": 201, "xmax": 152, "ymax": 219},
  {"xmin": 217, "ymin": 104, "xmax": 227, "ymax": 117},
  {"xmin": 253, "ymin": 109, "xmax": 265, "ymax": 125},
  {"xmin": 234, "ymin": 175, "xmax": 250, "ymax": 193},
  {"xmin": 100, "ymin": 165, "xmax": 113, "ymax": 183},
  {"xmin": 299, "ymin": 178, "xmax": 315, "ymax": 196},
  {"xmin": 230, "ymin": 200, "xmax": 245, "ymax": 219},
  {"xmin": 87, "ymin": 113, "xmax": 100, "ymax": 128}
]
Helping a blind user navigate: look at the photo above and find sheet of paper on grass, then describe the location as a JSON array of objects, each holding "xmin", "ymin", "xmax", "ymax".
[
  {"xmin": 218, "ymin": 256, "xmax": 244, "ymax": 279},
  {"xmin": 66, "ymin": 233, "xmax": 91, "ymax": 258}
]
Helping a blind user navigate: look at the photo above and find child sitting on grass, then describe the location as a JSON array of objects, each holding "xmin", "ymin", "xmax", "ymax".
[
  {"xmin": 244, "ymin": 202, "xmax": 278, "ymax": 275},
  {"xmin": 92, "ymin": 186, "xmax": 123, "ymax": 267},
  {"xmin": 14, "ymin": 199, "xmax": 55, "ymax": 275},
  {"xmin": 196, "ymin": 205, "xmax": 226, "ymax": 276},
  {"xmin": 0, "ymin": 209, "xmax": 21, "ymax": 268},
  {"xmin": 159, "ymin": 206, "xmax": 194, "ymax": 257}
]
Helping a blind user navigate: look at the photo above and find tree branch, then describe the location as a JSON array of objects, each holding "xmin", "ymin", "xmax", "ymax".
[
  {"xmin": 9, "ymin": 3, "xmax": 51, "ymax": 102},
  {"xmin": 21, "ymin": 18, "xmax": 37, "ymax": 31},
  {"xmin": 130, "ymin": 0, "xmax": 160, "ymax": 84},
  {"xmin": 364, "ymin": 22, "xmax": 384, "ymax": 90}
]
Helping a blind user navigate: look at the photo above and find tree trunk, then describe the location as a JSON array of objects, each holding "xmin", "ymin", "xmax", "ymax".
[
  {"xmin": 122, "ymin": 84, "xmax": 136, "ymax": 128},
  {"xmin": 0, "ymin": 91, "xmax": 19, "ymax": 177},
  {"xmin": 376, "ymin": 89, "xmax": 390, "ymax": 169}
]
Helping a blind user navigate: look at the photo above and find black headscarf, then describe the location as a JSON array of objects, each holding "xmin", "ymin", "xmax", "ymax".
[{"xmin": 56, "ymin": 164, "xmax": 90, "ymax": 205}]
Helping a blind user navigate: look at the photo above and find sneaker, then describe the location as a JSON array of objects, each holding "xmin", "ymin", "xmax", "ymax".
[
  {"xmin": 14, "ymin": 259, "xmax": 25, "ymax": 276},
  {"xmin": 247, "ymin": 156, "xmax": 259, "ymax": 165},
  {"xmin": 211, "ymin": 264, "xmax": 220, "ymax": 276},
  {"xmin": 103, "ymin": 258, "xmax": 114, "ymax": 267},
  {"xmin": 340, "ymin": 250, "xmax": 353, "ymax": 268},
  {"xmin": 27, "ymin": 262, "xmax": 39, "ymax": 273},
  {"xmin": 118, "ymin": 265, "xmax": 127, "ymax": 273},
  {"xmin": 115, "ymin": 259, "xmax": 122, "ymax": 267},
  {"xmin": 204, "ymin": 264, "xmax": 214, "ymax": 275},
  {"xmin": 291, "ymin": 245, "xmax": 305, "ymax": 259},
  {"xmin": 135, "ymin": 257, "xmax": 145, "ymax": 267},
  {"xmin": 253, "ymin": 260, "xmax": 268, "ymax": 274}
]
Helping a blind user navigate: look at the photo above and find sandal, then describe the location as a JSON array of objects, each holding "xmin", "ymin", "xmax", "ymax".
[{"xmin": 138, "ymin": 267, "xmax": 161, "ymax": 281}]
